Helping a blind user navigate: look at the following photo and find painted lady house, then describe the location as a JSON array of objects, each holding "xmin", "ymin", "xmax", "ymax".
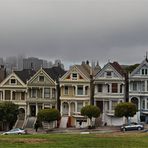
[{"xmin": 94, "ymin": 62, "xmax": 126, "ymax": 126}]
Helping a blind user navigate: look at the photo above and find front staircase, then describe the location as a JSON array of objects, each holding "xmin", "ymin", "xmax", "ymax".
[
  {"xmin": 24, "ymin": 117, "xmax": 37, "ymax": 128},
  {"xmin": 14, "ymin": 119, "xmax": 25, "ymax": 129},
  {"xmin": 59, "ymin": 116, "xmax": 68, "ymax": 128}
]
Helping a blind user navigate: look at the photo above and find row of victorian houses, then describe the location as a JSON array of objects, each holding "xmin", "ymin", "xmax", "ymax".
[{"xmin": 0, "ymin": 57, "xmax": 148, "ymax": 129}]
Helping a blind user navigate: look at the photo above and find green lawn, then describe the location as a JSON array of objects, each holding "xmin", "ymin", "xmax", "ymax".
[{"xmin": 0, "ymin": 132, "xmax": 148, "ymax": 148}]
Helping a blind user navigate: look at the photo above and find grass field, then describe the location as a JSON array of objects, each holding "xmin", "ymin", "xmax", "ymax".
[{"xmin": 0, "ymin": 132, "xmax": 148, "ymax": 148}]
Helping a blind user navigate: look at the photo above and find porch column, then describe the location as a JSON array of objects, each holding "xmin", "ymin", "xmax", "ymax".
[
  {"xmin": 60, "ymin": 102, "xmax": 63, "ymax": 115},
  {"xmin": 145, "ymin": 80, "xmax": 147, "ymax": 92},
  {"xmin": 75, "ymin": 85, "xmax": 77, "ymax": 95},
  {"xmin": 145, "ymin": 99, "xmax": 147, "ymax": 110},
  {"xmin": 68, "ymin": 102, "xmax": 71, "ymax": 116},
  {"xmin": 42, "ymin": 87, "xmax": 44, "ymax": 98},
  {"xmin": 10, "ymin": 90, "xmax": 13, "ymax": 100},
  {"xmin": 36, "ymin": 103, "xmax": 38, "ymax": 116},
  {"xmin": 27, "ymin": 103, "xmax": 30, "ymax": 116},
  {"xmin": 83, "ymin": 85, "xmax": 85, "ymax": 95},
  {"xmin": 118, "ymin": 84, "xmax": 120, "ymax": 93},
  {"xmin": 50, "ymin": 87, "xmax": 52, "ymax": 99},
  {"xmin": 75, "ymin": 102, "xmax": 77, "ymax": 113}
]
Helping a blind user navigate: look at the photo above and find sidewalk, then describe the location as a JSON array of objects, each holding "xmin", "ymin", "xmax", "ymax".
[{"xmin": 26, "ymin": 126, "xmax": 120, "ymax": 135}]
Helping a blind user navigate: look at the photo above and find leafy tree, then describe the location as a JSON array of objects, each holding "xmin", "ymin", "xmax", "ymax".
[
  {"xmin": 37, "ymin": 108, "xmax": 61, "ymax": 124},
  {"xmin": 0, "ymin": 102, "xmax": 19, "ymax": 130},
  {"xmin": 115, "ymin": 102, "xmax": 137, "ymax": 124},
  {"xmin": 81, "ymin": 105, "xmax": 100, "ymax": 127},
  {"xmin": 123, "ymin": 64, "xmax": 139, "ymax": 73}
]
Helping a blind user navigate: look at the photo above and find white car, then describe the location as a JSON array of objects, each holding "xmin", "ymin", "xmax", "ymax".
[
  {"xmin": 121, "ymin": 122, "xmax": 144, "ymax": 131},
  {"xmin": 2, "ymin": 128, "xmax": 27, "ymax": 135}
]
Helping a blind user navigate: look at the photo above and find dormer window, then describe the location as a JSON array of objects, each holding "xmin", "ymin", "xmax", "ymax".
[
  {"xmin": 39, "ymin": 76, "xmax": 44, "ymax": 81},
  {"xmin": 72, "ymin": 73, "xmax": 77, "ymax": 80},
  {"xmin": 142, "ymin": 69, "xmax": 148, "ymax": 75},
  {"xmin": 10, "ymin": 79, "xmax": 16, "ymax": 84},
  {"xmin": 106, "ymin": 71, "xmax": 112, "ymax": 77}
]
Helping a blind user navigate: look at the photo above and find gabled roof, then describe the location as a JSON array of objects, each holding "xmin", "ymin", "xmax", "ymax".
[
  {"xmin": 130, "ymin": 58, "xmax": 148, "ymax": 76},
  {"xmin": 110, "ymin": 62, "xmax": 125, "ymax": 77},
  {"xmin": 76, "ymin": 64, "xmax": 91, "ymax": 78},
  {"xmin": 43, "ymin": 66, "xmax": 66, "ymax": 81},
  {"xmin": 95, "ymin": 61, "xmax": 125, "ymax": 79},
  {"xmin": 14, "ymin": 69, "xmax": 36, "ymax": 83}
]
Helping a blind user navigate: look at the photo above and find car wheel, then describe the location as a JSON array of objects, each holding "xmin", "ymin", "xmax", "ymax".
[
  {"xmin": 123, "ymin": 128, "xmax": 126, "ymax": 132},
  {"xmin": 18, "ymin": 133, "xmax": 22, "ymax": 135},
  {"xmin": 138, "ymin": 127, "xmax": 141, "ymax": 131}
]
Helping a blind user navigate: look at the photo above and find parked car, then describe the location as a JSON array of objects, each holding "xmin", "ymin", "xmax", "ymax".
[
  {"xmin": 121, "ymin": 122, "xmax": 144, "ymax": 131},
  {"xmin": 2, "ymin": 128, "xmax": 27, "ymax": 135}
]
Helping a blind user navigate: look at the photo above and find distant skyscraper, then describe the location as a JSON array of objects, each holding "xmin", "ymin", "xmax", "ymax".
[
  {"xmin": 23, "ymin": 57, "xmax": 43, "ymax": 70},
  {"xmin": 17, "ymin": 54, "xmax": 26, "ymax": 70},
  {"xmin": 5, "ymin": 56, "xmax": 17, "ymax": 74}
]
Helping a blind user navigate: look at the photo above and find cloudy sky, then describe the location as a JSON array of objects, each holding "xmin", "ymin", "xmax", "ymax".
[{"xmin": 0, "ymin": 0, "xmax": 148, "ymax": 66}]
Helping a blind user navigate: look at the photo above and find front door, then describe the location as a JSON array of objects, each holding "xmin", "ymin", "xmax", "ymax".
[{"xmin": 30, "ymin": 105, "xmax": 36, "ymax": 116}]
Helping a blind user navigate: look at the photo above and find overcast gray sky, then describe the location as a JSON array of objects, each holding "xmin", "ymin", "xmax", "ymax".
[{"xmin": 0, "ymin": 0, "xmax": 148, "ymax": 66}]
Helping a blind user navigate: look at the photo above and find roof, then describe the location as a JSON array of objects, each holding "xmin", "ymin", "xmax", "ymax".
[
  {"xmin": 76, "ymin": 64, "xmax": 91, "ymax": 78},
  {"xmin": 110, "ymin": 62, "xmax": 126, "ymax": 77},
  {"xmin": 43, "ymin": 66, "xmax": 66, "ymax": 81},
  {"xmin": 14, "ymin": 69, "xmax": 36, "ymax": 83}
]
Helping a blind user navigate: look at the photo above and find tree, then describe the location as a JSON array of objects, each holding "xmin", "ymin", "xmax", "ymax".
[
  {"xmin": 37, "ymin": 109, "xmax": 61, "ymax": 127},
  {"xmin": 0, "ymin": 102, "xmax": 19, "ymax": 130},
  {"xmin": 115, "ymin": 102, "xmax": 137, "ymax": 124},
  {"xmin": 81, "ymin": 105, "xmax": 100, "ymax": 127}
]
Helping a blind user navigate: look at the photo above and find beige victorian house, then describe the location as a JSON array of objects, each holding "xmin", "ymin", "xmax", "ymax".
[
  {"xmin": 0, "ymin": 69, "xmax": 35, "ymax": 125},
  {"xmin": 26, "ymin": 67, "xmax": 65, "ymax": 117},
  {"xmin": 59, "ymin": 62, "xmax": 92, "ymax": 128}
]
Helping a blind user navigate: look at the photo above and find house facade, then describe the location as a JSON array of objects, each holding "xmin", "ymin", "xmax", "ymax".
[
  {"xmin": 129, "ymin": 58, "xmax": 148, "ymax": 123},
  {"xmin": 0, "ymin": 69, "xmax": 35, "ymax": 121},
  {"xmin": 59, "ymin": 62, "xmax": 92, "ymax": 128},
  {"xmin": 94, "ymin": 62, "xmax": 126, "ymax": 126}
]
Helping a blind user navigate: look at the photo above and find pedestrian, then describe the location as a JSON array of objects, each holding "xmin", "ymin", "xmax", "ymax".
[{"xmin": 34, "ymin": 122, "xmax": 39, "ymax": 132}]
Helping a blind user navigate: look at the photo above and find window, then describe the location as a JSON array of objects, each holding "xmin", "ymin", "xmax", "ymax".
[
  {"xmin": 32, "ymin": 89, "xmax": 36, "ymax": 98},
  {"xmin": 77, "ymin": 85, "xmax": 83, "ymax": 95},
  {"xmin": 112, "ymin": 83, "xmax": 118, "ymax": 93},
  {"xmin": 145, "ymin": 69, "xmax": 147, "ymax": 75},
  {"xmin": 72, "ymin": 73, "xmax": 77, "ymax": 80},
  {"xmin": 64, "ymin": 86, "xmax": 69, "ymax": 95},
  {"xmin": 39, "ymin": 76, "xmax": 44, "ymax": 81},
  {"xmin": 142, "ymin": 69, "xmax": 144, "ymax": 75},
  {"xmin": 142, "ymin": 99, "xmax": 145, "ymax": 109},
  {"xmin": 77, "ymin": 101, "xmax": 83, "ymax": 112},
  {"xmin": 112, "ymin": 101, "xmax": 118, "ymax": 110},
  {"xmin": 97, "ymin": 84, "xmax": 103, "ymax": 92},
  {"xmin": 133, "ymin": 82, "xmax": 137, "ymax": 91},
  {"xmin": 10, "ymin": 79, "xmax": 16, "ymax": 84},
  {"xmin": 141, "ymin": 69, "xmax": 148, "ymax": 75},
  {"xmin": 44, "ymin": 88, "xmax": 50, "ymax": 98},
  {"xmin": 106, "ymin": 71, "xmax": 112, "ymax": 77}
]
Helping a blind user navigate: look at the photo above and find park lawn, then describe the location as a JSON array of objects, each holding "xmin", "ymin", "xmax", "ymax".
[{"xmin": 0, "ymin": 132, "xmax": 148, "ymax": 148}]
